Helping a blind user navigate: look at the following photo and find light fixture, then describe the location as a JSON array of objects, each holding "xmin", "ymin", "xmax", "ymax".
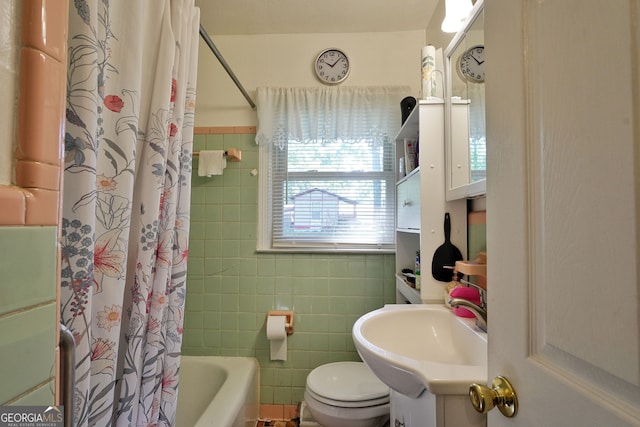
[{"xmin": 441, "ymin": 0, "xmax": 474, "ymax": 33}]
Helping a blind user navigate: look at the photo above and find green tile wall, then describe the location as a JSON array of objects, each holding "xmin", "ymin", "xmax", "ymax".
[
  {"xmin": 468, "ymin": 221, "xmax": 487, "ymax": 261},
  {"xmin": 0, "ymin": 226, "xmax": 58, "ymax": 405},
  {"xmin": 0, "ymin": 227, "xmax": 58, "ymax": 315},
  {"xmin": 0, "ymin": 304, "xmax": 57, "ymax": 404},
  {"xmin": 183, "ymin": 132, "xmax": 397, "ymax": 405}
]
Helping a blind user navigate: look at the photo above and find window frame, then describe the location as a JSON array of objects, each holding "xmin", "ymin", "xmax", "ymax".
[{"xmin": 257, "ymin": 138, "xmax": 396, "ymax": 254}]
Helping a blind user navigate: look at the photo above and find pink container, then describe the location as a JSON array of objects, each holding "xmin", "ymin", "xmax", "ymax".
[{"xmin": 449, "ymin": 287, "xmax": 482, "ymax": 318}]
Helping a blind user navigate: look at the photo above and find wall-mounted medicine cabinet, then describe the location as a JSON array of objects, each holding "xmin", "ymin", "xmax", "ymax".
[{"xmin": 444, "ymin": 0, "xmax": 486, "ymax": 200}]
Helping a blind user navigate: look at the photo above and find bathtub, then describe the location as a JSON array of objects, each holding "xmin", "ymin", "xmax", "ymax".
[{"xmin": 176, "ymin": 356, "xmax": 260, "ymax": 427}]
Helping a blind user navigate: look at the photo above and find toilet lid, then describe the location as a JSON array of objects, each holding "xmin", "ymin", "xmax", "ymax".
[{"xmin": 306, "ymin": 362, "xmax": 389, "ymax": 403}]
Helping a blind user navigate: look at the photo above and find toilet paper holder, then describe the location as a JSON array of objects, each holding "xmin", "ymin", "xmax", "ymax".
[{"xmin": 267, "ymin": 310, "xmax": 294, "ymax": 335}]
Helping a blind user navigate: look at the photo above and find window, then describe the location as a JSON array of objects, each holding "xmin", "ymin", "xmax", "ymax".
[
  {"xmin": 256, "ymin": 86, "xmax": 409, "ymax": 252},
  {"xmin": 266, "ymin": 137, "xmax": 395, "ymax": 250}
]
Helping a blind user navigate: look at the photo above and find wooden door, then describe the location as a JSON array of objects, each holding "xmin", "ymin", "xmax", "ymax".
[{"xmin": 485, "ymin": 0, "xmax": 640, "ymax": 425}]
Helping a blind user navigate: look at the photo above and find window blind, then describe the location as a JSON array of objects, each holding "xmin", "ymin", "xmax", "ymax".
[
  {"xmin": 269, "ymin": 138, "xmax": 395, "ymax": 250},
  {"xmin": 256, "ymin": 86, "xmax": 410, "ymax": 252}
]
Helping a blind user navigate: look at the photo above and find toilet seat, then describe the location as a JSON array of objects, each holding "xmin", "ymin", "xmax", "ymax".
[{"xmin": 306, "ymin": 362, "xmax": 389, "ymax": 407}]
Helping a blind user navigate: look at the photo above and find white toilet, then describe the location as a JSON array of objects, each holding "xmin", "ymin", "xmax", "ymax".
[{"xmin": 304, "ymin": 361, "xmax": 390, "ymax": 427}]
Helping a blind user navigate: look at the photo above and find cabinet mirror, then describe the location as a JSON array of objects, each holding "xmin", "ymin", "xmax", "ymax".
[{"xmin": 444, "ymin": 0, "xmax": 486, "ymax": 200}]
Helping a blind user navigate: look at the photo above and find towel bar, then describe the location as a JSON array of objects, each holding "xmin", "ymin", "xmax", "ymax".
[{"xmin": 192, "ymin": 148, "xmax": 242, "ymax": 162}]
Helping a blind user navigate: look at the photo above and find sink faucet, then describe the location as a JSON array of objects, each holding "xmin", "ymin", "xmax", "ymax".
[{"xmin": 448, "ymin": 298, "xmax": 487, "ymax": 332}]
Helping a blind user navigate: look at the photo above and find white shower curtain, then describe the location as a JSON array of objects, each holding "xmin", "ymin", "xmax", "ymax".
[{"xmin": 60, "ymin": 1, "xmax": 199, "ymax": 425}]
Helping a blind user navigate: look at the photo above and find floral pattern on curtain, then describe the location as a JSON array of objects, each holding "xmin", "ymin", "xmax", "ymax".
[{"xmin": 60, "ymin": 1, "xmax": 199, "ymax": 426}]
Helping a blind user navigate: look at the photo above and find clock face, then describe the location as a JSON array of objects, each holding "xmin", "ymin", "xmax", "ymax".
[
  {"xmin": 315, "ymin": 49, "xmax": 350, "ymax": 84},
  {"xmin": 458, "ymin": 45, "xmax": 485, "ymax": 83}
]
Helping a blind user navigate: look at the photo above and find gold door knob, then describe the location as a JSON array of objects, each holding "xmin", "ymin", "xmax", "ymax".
[{"xmin": 469, "ymin": 376, "xmax": 518, "ymax": 418}]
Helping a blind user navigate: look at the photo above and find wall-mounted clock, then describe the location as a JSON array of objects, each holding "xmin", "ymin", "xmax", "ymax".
[
  {"xmin": 458, "ymin": 45, "xmax": 485, "ymax": 83},
  {"xmin": 314, "ymin": 48, "xmax": 350, "ymax": 85}
]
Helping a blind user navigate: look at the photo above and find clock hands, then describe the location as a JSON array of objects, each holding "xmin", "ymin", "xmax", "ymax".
[
  {"xmin": 469, "ymin": 53, "xmax": 484, "ymax": 65},
  {"xmin": 326, "ymin": 58, "xmax": 342, "ymax": 68}
]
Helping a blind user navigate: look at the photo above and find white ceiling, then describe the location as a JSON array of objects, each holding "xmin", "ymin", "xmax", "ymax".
[{"xmin": 195, "ymin": 0, "xmax": 441, "ymax": 35}]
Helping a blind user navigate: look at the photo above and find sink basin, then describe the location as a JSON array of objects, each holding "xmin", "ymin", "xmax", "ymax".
[{"xmin": 352, "ymin": 304, "xmax": 487, "ymax": 397}]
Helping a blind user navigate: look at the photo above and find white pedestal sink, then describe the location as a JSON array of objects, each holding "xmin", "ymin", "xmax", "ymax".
[{"xmin": 352, "ymin": 304, "xmax": 487, "ymax": 398}]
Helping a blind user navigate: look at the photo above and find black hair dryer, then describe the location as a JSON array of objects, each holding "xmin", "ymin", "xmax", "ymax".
[{"xmin": 400, "ymin": 97, "xmax": 417, "ymax": 125}]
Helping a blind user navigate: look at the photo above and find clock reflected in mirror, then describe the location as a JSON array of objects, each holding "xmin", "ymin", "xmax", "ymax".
[
  {"xmin": 458, "ymin": 45, "xmax": 484, "ymax": 83},
  {"xmin": 315, "ymin": 48, "xmax": 350, "ymax": 85}
]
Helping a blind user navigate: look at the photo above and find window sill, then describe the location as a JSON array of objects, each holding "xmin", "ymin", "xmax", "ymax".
[{"xmin": 255, "ymin": 247, "xmax": 395, "ymax": 255}]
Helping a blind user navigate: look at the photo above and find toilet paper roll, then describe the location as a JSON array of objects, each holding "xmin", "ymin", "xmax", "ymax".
[
  {"xmin": 421, "ymin": 45, "xmax": 437, "ymax": 99},
  {"xmin": 266, "ymin": 315, "xmax": 287, "ymax": 361}
]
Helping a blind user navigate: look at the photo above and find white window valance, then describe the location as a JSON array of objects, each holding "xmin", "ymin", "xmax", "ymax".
[{"xmin": 256, "ymin": 86, "xmax": 412, "ymax": 148}]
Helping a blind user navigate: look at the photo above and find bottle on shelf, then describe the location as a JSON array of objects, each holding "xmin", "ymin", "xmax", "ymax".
[{"xmin": 415, "ymin": 250, "xmax": 421, "ymax": 290}]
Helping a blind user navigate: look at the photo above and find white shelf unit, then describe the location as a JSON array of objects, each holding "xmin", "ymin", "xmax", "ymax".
[{"xmin": 394, "ymin": 100, "xmax": 467, "ymax": 304}]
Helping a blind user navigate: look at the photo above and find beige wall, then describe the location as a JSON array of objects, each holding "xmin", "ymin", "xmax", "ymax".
[{"xmin": 195, "ymin": 30, "xmax": 427, "ymax": 126}]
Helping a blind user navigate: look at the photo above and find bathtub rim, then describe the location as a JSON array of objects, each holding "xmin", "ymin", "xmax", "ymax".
[{"xmin": 177, "ymin": 355, "xmax": 260, "ymax": 427}]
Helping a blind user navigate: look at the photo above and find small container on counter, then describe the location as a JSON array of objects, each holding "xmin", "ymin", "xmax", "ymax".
[{"xmin": 449, "ymin": 286, "xmax": 482, "ymax": 318}]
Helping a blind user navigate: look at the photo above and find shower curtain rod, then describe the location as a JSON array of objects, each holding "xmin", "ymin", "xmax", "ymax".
[{"xmin": 199, "ymin": 24, "xmax": 256, "ymax": 110}]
